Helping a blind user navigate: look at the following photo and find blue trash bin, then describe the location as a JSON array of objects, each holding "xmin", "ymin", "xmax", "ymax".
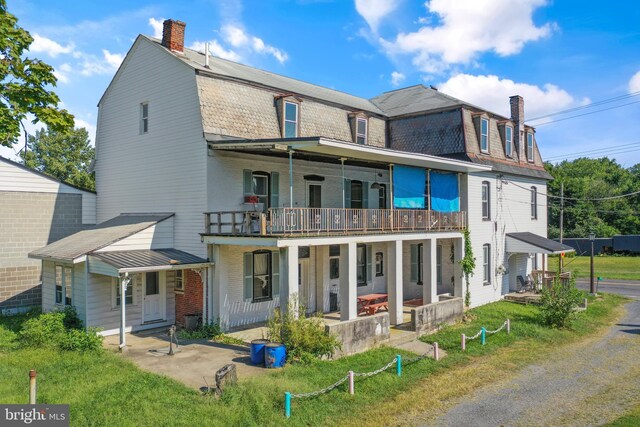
[
  {"xmin": 265, "ymin": 342, "xmax": 286, "ymax": 368},
  {"xmin": 250, "ymin": 339, "xmax": 269, "ymax": 365}
]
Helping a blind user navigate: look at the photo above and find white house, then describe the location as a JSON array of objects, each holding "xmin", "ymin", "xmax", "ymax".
[{"xmin": 30, "ymin": 20, "xmax": 573, "ymax": 350}]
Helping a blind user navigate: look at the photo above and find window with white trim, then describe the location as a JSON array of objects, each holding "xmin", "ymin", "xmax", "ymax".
[
  {"xmin": 483, "ymin": 244, "xmax": 491, "ymax": 285},
  {"xmin": 531, "ymin": 186, "xmax": 538, "ymax": 220},
  {"xmin": 527, "ymin": 132, "xmax": 534, "ymax": 162},
  {"xmin": 356, "ymin": 117, "xmax": 367, "ymax": 145},
  {"xmin": 243, "ymin": 250, "xmax": 280, "ymax": 303},
  {"xmin": 284, "ymin": 101, "xmax": 298, "ymax": 138},
  {"xmin": 55, "ymin": 265, "xmax": 73, "ymax": 306},
  {"xmin": 140, "ymin": 102, "xmax": 149, "ymax": 134},
  {"xmin": 329, "ymin": 245, "xmax": 340, "ymax": 280},
  {"xmin": 480, "ymin": 117, "xmax": 489, "ymax": 153},
  {"xmin": 505, "ymin": 125, "xmax": 513, "ymax": 157},
  {"xmin": 482, "ymin": 181, "xmax": 491, "ymax": 220},
  {"xmin": 175, "ymin": 270, "xmax": 184, "ymax": 292},
  {"xmin": 357, "ymin": 244, "xmax": 372, "ymax": 286},
  {"xmin": 410, "ymin": 243, "xmax": 424, "ymax": 285},
  {"xmin": 112, "ymin": 277, "xmax": 134, "ymax": 307}
]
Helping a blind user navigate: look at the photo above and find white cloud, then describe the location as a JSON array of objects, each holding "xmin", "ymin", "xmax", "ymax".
[
  {"xmin": 439, "ymin": 74, "xmax": 575, "ymax": 120},
  {"xmin": 222, "ymin": 25, "xmax": 249, "ymax": 47},
  {"xmin": 390, "ymin": 71, "xmax": 405, "ymax": 86},
  {"xmin": 355, "ymin": 0, "xmax": 399, "ymax": 32},
  {"xmin": 78, "ymin": 49, "xmax": 124, "ymax": 76},
  {"xmin": 148, "ymin": 17, "xmax": 164, "ymax": 39},
  {"xmin": 220, "ymin": 25, "xmax": 288, "ymax": 64},
  {"xmin": 29, "ymin": 34, "xmax": 75, "ymax": 58},
  {"xmin": 380, "ymin": 0, "xmax": 554, "ymax": 74},
  {"xmin": 53, "ymin": 63, "xmax": 72, "ymax": 84},
  {"xmin": 629, "ymin": 70, "xmax": 640, "ymax": 93},
  {"xmin": 189, "ymin": 40, "xmax": 242, "ymax": 62}
]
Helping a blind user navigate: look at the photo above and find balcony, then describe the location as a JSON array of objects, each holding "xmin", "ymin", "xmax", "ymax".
[{"xmin": 204, "ymin": 208, "xmax": 466, "ymax": 237}]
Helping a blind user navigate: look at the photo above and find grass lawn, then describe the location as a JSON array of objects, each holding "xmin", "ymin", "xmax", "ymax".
[
  {"xmin": 608, "ymin": 405, "xmax": 640, "ymax": 426},
  {"xmin": 558, "ymin": 255, "xmax": 640, "ymax": 280},
  {"xmin": 0, "ymin": 293, "xmax": 627, "ymax": 427}
]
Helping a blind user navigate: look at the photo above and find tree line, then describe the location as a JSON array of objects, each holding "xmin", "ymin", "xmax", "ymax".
[{"xmin": 545, "ymin": 158, "xmax": 640, "ymax": 239}]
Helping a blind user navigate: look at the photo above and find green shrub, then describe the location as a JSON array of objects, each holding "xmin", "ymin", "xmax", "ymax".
[
  {"xmin": 178, "ymin": 320, "xmax": 222, "ymax": 340},
  {"xmin": 267, "ymin": 300, "xmax": 340, "ymax": 363},
  {"xmin": 61, "ymin": 306, "xmax": 83, "ymax": 329},
  {"xmin": 19, "ymin": 311, "xmax": 66, "ymax": 347},
  {"xmin": 540, "ymin": 277, "xmax": 583, "ymax": 328},
  {"xmin": 0, "ymin": 326, "xmax": 18, "ymax": 351},
  {"xmin": 59, "ymin": 327, "xmax": 103, "ymax": 352}
]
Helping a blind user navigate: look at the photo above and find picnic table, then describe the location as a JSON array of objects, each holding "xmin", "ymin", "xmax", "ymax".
[{"xmin": 357, "ymin": 293, "xmax": 389, "ymax": 316}]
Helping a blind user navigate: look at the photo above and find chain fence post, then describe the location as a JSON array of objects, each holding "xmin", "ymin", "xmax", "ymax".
[
  {"xmin": 461, "ymin": 334, "xmax": 466, "ymax": 351},
  {"xmin": 285, "ymin": 392, "xmax": 291, "ymax": 418},
  {"xmin": 481, "ymin": 327, "xmax": 486, "ymax": 345},
  {"xmin": 396, "ymin": 354, "xmax": 402, "ymax": 377},
  {"xmin": 348, "ymin": 371, "xmax": 354, "ymax": 395},
  {"xmin": 434, "ymin": 342, "xmax": 439, "ymax": 361},
  {"xmin": 507, "ymin": 318, "xmax": 511, "ymax": 334}
]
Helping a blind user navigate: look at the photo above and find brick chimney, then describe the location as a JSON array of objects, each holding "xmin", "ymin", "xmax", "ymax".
[
  {"xmin": 509, "ymin": 95, "xmax": 525, "ymax": 162},
  {"xmin": 161, "ymin": 19, "xmax": 186, "ymax": 53}
]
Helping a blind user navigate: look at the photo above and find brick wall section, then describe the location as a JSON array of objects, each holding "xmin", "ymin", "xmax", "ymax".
[
  {"xmin": 0, "ymin": 191, "xmax": 86, "ymax": 311},
  {"xmin": 174, "ymin": 269, "xmax": 203, "ymax": 325}
]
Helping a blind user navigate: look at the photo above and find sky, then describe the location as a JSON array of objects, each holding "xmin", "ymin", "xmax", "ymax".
[{"xmin": 3, "ymin": 0, "xmax": 640, "ymax": 167}]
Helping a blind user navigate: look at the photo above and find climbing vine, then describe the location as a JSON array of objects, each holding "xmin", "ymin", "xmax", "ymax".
[{"xmin": 459, "ymin": 229, "xmax": 476, "ymax": 308}]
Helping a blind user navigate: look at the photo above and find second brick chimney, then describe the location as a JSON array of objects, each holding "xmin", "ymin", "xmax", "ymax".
[
  {"xmin": 509, "ymin": 95, "xmax": 525, "ymax": 162},
  {"xmin": 161, "ymin": 19, "xmax": 186, "ymax": 53}
]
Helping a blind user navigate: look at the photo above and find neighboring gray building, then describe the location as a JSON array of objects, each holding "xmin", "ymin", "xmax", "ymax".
[{"xmin": 0, "ymin": 157, "xmax": 96, "ymax": 314}]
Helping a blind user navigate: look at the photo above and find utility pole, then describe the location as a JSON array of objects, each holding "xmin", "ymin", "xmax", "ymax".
[
  {"xmin": 559, "ymin": 182, "xmax": 564, "ymax": 272},
  {"xmin": 589, "ymin": 233, "xmax": 596, "ymax": 295}
]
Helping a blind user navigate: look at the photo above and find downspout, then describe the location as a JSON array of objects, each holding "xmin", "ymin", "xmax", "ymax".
[
  {"xmin": 84, "ymin": 258, "xmax": 89, "ymax": 330},
  {"xmin": 389, "ymin": 164, "xmax": 394, "ymax": 209},
  {"xmin": 341, "ymin": 158, "xmax": 346, "ymax": 209},
  {"xmin": 289, "ymin": 150, "xmax": 294, "ymax": 208},
  {"xmin": 427, "ymin": 169, "xmax": 431, "ymax": 211},
  {"xmin": 119, "ymin": 273, "xmax": 130, "ymax": 350}
]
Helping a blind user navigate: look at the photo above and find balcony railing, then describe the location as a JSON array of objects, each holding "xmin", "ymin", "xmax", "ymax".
[{"xmin": 204, "ymin": 208, "xmax": 466, "ymax": 237}]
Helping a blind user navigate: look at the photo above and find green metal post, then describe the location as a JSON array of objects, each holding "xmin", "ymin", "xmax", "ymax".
[
  {"xmin": 285, "ymin": 392, "xmax": 291, "ymax": 418},
  {"xmin": 396, "ymin": 354, "xmax": 402, "ymax": 377}
]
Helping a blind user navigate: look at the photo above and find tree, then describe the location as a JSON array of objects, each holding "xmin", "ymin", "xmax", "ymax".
[
  {"xmin": 21, "ymin": 127, "xmax": 95, "ymax": 190},
  {"xmin": 460, "ymin": 229, "xmax": 476, "ymax": 308},
  {"xmin": 0, "ymin": 0, "xmax": 74, "ymax": 148}
]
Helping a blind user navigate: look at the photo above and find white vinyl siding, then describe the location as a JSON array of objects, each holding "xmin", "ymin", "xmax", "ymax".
[{"xmin": 95, "ymin": 218, "xmax": 174, "ymax": 252}]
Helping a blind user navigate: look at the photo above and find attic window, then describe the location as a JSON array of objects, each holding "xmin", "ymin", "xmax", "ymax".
[
  {"xmin": 527, "ymin": 132, "xmax": 534, "ymax": 162},
  {"xmin": 505, "ymin": 125, "xmax": 513, "ymax": 157},
  {"xmin": 480, "ymin": 117, "xmax": 489, "ymax": 153},
  {"xmin": 284, "ymin": 101, "xmax": 299, "ymax": 138},
  {"xmin": 356, "ymin": 118, "xmax": 367, "ymax": 145},
  {"xmin": 140, "ymin": 102, "xmax": 149, "ymax": 134}
]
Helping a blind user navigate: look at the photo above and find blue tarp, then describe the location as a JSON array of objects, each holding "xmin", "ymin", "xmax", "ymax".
[
  {"xmin": 393, "ymin": 165, "xmax": 426, "ymax": 208},
  {"xmin": 430, "ymin": 171, "xmax": 459, "ymax": 212}
]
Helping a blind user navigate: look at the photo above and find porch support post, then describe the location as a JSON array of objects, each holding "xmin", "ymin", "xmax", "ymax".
[
  {"xmin": 389, "ymin": 164, "xmax": 394, "ymax": 210},
  {"xmin": 341, "ymin": 158, "xmax": 346, "ymax": 209},
  {"xmin": 119, "ymin": 273, "xmax": 131, "ymax": 350},
  {"xmin": 387, "ymin": 240, "xmax": 403, "ymax": 325},
  {"xmin": 339, "ymin": 242, "xmax": 357, "ymax": 321},
  {"xmin": 423, "ymin": 238, "xmax": 438, "ymax": 304},
  {"xmin": 210, "ymin": 244, "xmax": 229, "ymax": 329},
  {"xmin": 288, "ymin": 150, "xmax": 294, "ymax": 208},
  {"xmin": 280, "ymin": 246, "xmax": 299, "ymax": 317},
  {"xmin": 315, "ymin": 245, "xmax": 328, "ymax": 313},
  {"xmin": 453, "ymin": 237, "xmax": 464, "ymax": 297}
]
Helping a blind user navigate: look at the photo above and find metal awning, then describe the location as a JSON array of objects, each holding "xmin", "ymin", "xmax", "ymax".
[
  {"xmin": 506, "ymin": 232, "xmax": 575, "ymax": 255},
  {"xmin": 90, "ymin": 249, "xmax": 211, "ymax": 273},
  {"xmin": 206, "ymin": 135, "xmax": 491, "ymax": 174}
]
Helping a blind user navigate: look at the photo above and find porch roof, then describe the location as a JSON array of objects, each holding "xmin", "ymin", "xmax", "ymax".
[
  {"xmin": 29, "ymin": 213, "xmax": 174, "ymax": 262},
  {"xmin": 206, "ymin": 136, "xmax": 491, "ymax": 174},
  {"xmin": 506, "ymin": 232, "xmax": 575, "ymax": 255},
  {"xmin": 90, "ymin": 249, "xmax": 210, "ymax": 273}
]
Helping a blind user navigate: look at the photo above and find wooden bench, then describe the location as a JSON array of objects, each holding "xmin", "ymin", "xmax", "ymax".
[{"xmin": 365, "ymin": 302, "xmax": 388, "ymax": 315}]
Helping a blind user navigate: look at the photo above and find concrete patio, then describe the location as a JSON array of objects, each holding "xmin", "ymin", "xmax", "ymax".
[{"xmin": 104, "ymin": 329, "xmax": 268, "ymax": 390}]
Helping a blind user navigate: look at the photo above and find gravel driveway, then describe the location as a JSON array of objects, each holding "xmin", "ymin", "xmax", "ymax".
[{"xmin": 428, "ymin": 300, "xmax": 640, "ymax": 427}]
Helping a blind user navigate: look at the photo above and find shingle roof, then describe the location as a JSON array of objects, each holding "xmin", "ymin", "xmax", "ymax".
[
  {"xmin": 91, "ymin": 249, "xmax": 207, "ymax": 271},
  {"xmin": 370, "ymin": 85, "xmax": 466, "ymax": 117},
  {"xmin": 507, "ymin": 232, "xmax": 575, "ymax": 253},
  {"xmin": 29, "ymin": 213, "xmax": 174, "ymax": 261},
  {"xmin": 468, "ymin": 157, "xmax": 554, "ymax": 180},
  {"xmin": 143, "ymin": 36, "xmax": 384, "ymax": 115}
]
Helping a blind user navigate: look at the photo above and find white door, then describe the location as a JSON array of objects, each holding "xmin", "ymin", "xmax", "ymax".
[
  {"xmin": 143, "ymin": 272, "xmax": 165, "ymax": 322},
  {"xmin": 298, "ymin": 259, "xmax": 315, "ymax": 313}
]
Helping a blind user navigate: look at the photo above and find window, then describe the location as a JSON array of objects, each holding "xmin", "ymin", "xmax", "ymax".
[
  {"xmin": 410, "ymin": 243, "xmax": 423, "ymax": 285},
  {"xmin": 480, "ymin": 117, "xmax": 489, "ymax": 153},
  {"xmin": 531, "ymin": 186, "xmax": 538, "ymax": 220},
  {"xmin": 375, "ymin": 252, "xmax": 384, "ymax": 277},
  {"xmin": 505, "ymin": 126, "xmax": 513, "ymax": 157},
  {"xmin": 350, "ymin": 180, "xmax": 363, "ymax": 209},
  {"xmin": 243, "ymin": 250, "xmax": 279, "ymax": 303},
  {"xmin": 482, "ymin": 181, "xmax": 491, "ymax": 220},
  {"xmin": 175, "ymin": 270, "xmax": 184, "ymax": 292},
  {"xmin": 115, "ymin": 278, "xmax": 134, "ymax": 306},
  {"xmin": 527, "ymin": 132, "xmax": 534, "ymax": 162},
  {"xmin": 284, "ymin": 101, "xmax": 298, "ymax": 138},
  {"xmin": 251, "ymin": 172, "xmax": 270, "ymax": 207},
  {"xmin": 357, "ymin": 244, "xmax": 367, "ymax": 286},
  {"xmin": 140, "ymin": 102, "xmax": 149, "ymax": 134},
  {"xmin": 329, "ymin": 245, "xmax": 340, "ymax": 280},
  {"xmin": 55, "ymin": 265, "xmax": 72, "ymax": 306},
  {"xmin": 356, "ymin": 117, "xmax": 367, "ymax": 145},
  {"xmin": 378, "ymin": 184, "xmax": 387, "ymax": 209},
  {"xmin": 308, "ymin": 184, "xmax": 322, "ymax": 208},
  {"xmin": 483, "ymin": 244, "xmax": 491, "ymax": 284},
  {"xmin": 244, "ymin": 170, "xmax": 278, "ymax": 209}
]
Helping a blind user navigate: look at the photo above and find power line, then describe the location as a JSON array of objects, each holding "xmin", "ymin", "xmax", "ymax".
[
  {"xmin": 545, "ymin": 140, "xmax": 640, "ymax": 161},
  {"xmin": 505, "ymin": 179, "xmax": 640, "ymax": 202},
  {"xmin": 532, "ymin": 99, "xmax": 640, "ymax": 127},
  {"xmin": 528, "ymin": 90, "xmax": 640, "ymax": 122}
]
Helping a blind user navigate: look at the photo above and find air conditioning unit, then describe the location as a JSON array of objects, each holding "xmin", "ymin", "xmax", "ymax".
[{"xmin": 244, "ymin": 195, "xmax": 259, "ymax": 203}]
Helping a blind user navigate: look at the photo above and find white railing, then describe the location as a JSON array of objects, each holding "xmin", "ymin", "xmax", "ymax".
[{"xmin": 204, "ymin": 208, "xmax": 466, "ymax": 236}]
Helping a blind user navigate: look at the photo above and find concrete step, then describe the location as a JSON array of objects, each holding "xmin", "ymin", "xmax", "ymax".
[{"xmin": 393, "ymin": 339, "xmax": 447, "ymax": 359}]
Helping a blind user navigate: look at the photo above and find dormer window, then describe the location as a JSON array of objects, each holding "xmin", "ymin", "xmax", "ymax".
[
  {"xmin": 505, "ymin": 125, "xmax": 513, "ymax": 157},
  {"xmin": 527, "ymin": 132, "xmax": 534, "ymax": 162},
  {"xmin": 284, "ymin": 101, "xmax": 299, "ymax": 138},
  {"xmin": 480, "ymin": 117, "xmax": 489, "ymax": 153},
  {"xmin": 356, "ymin": 117, "xmax": 367, "ymax": 145}
]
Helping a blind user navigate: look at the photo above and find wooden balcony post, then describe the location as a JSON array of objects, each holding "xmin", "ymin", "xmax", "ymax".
[{"xmin": 205, "ymin": 213, "xmax": 211, "ymax": 234}]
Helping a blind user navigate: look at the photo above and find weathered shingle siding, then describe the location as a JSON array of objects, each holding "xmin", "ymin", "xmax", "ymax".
[
  {"xmin": 95, "ymin": 38, "xmax": 206, "ymax": 258},
  {"xmin": 387, "ymin": 109, "xmax": 465, "ymax": 156},
  {"xmin": 196, "ymin": 75, "xmax": 386, "ymax": 146}
]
